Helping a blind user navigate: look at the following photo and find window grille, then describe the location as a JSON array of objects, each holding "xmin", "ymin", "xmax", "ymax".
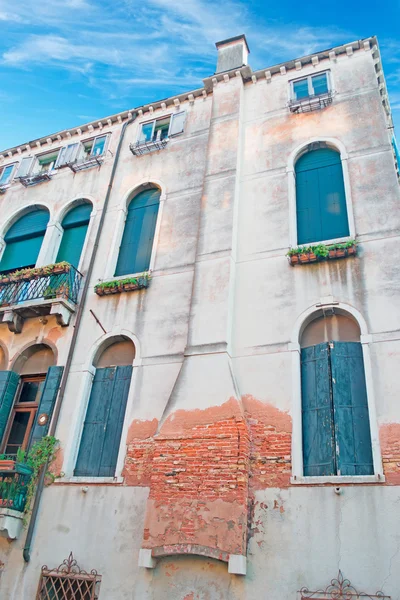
[{"xmin": 36, "ymin": 553, "xmax": 101, "ymax": 600}]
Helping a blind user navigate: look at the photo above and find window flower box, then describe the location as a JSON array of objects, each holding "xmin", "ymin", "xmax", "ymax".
[
  {"xmin": 287, "ymin": 241, "xmax": 357, "ymax": 266},
  {"xmin": 95, "ymin": 274, "xmax": 150, "ymax": 297}
]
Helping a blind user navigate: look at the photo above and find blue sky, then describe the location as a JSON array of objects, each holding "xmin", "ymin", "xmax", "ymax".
[{"xmin": 0, "ymin": 0, "xmax": 399, "ymax": 151}]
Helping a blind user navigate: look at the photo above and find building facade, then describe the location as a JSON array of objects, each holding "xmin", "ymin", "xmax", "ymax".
[{"xmin": 0, "ymin": 34, "xmax": 399, "ymax": 599}]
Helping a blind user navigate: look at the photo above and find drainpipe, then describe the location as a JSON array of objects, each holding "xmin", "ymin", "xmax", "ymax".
[{"xmin": 23, "ymin": 112, "xmax": 137, "ymax": 563}]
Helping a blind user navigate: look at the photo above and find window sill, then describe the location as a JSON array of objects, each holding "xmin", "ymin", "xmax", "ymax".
[
  {"xmin": 57, "ymin": 476, "xmax": 124, "ymax": 484},
  {"xmin": 290, "ymin": 475, "xmax": 385, "ymax": 485}
]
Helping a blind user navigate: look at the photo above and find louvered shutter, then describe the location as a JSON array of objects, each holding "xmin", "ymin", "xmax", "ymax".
[
  {"xmin": 0, "ymin": 209, "xmax": 50, "ymax": 272},
  {"xmin": 0, "ymin": 371, "xmax": 20, "ymax": 446},
  {"xmin": 29, "ymin": 366, "xmax": 64, "ymax": 448},
  {"xmin": 74, "ymin": 366, "xmax": 132, "ymax": 477},
  {"xmin": 56, "ymin": 204, "xmax": 91, "ymax": 268},
  {"xmin": 16, "ymin": 157, "xmax": 34, "ymax": 178},
  {"xmin": 169, "ymin": 112, "xmax": 186, "ymax": 137},
  {"xmin": 330, "ymin": 342, "xmax": 373, "ymax": 475},
  {"xmin": 115, "ymin": 189, "xmax": 160, "ymax": 276},
  {"xmin": 301, "ymin": 343, "xmax": 336, "ymax": 476},
  {"xmin": 296, "ymin": 148, "xmax": 349, "ymax": 244}
]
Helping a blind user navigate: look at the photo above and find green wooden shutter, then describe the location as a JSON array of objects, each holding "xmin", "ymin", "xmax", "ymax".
[
  {"xmin": 301, "ymin": 343, "xmax": 336, "ymax": 476},
  {"xmin": 296, "ymin": 148, "xmax": 349, "ymax": 244},
  {"xmin": 115, "ymin": 189, "xmax": 160, "ymax": 276},
  {"xmin": 74, "ymin": 366, "xmax": 132, "ymax": 477},
  {"xmin": 0, "ymin": 371, "xmax": 20, "ymax": 445},
  {"xmin": 29, "ymin": 366, "xmax": 64, "ymax": 447},
  {"xmin": 330, "ymin": 342, "xmax": 373, "ymax": 475},
  {"xmin": 0, "ymin": 209, "xmax": 50, "ymax": 273},
  {"xmin": 56, "ymin": 204, "xmax": 91, "ymax": 269}
]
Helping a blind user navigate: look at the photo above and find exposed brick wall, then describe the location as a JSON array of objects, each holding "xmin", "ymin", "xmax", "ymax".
[{"xmin": 380, "ymin": 423, "xmax": 400, "ymax": 484}]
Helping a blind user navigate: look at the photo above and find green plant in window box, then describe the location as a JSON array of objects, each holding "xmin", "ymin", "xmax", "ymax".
[
  {"xmin": 22, "ymin": 436, "xmax": 59, "ymax": 524},
  {"xmin": 287, "ymin": 240, "xmax": 356, "ymax": 265},
  {"xmin": 95, "ymin": 273, "xmax": 151, "ymax": 296}
]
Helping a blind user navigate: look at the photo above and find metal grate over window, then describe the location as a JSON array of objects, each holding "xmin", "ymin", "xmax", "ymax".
[{"xmin": 36, "ymin": 553, "xmax": 101, "ymax": 600}]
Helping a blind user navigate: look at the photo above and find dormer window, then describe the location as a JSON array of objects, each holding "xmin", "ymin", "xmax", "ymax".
[{"xmin": 289, "ymin": 71, "xmax": 333, "ymax": 113}]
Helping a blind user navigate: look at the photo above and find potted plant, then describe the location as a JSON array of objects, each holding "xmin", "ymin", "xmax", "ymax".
[
  {"xmin": 0, "ymin": 455, "xmax": 17, "ymax": 471},
  {"xmin": 52, "ymin": 262, "xmax": 70, "ymax": 275}
]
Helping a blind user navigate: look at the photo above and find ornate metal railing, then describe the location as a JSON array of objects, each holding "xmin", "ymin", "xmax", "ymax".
[
  {"xmin": 129, "ymin": 138, "xmax": 168, "ymax": 156},
  {"xmin": 288, "ymin": 90, "xmax": 333, "ymax": 113},
  {"xmin": 300, "ymin": 570, "xmax": 391, "ymax": 599},
  {"xmin": 36, "ymin": 553, "xmax": 101, "ymax": 600},
  {"xmin": 0, "ymin": 264, "xmax": 83, "ymax": 308},
  {"xmin": 0, "ymin": 464, "xmax": 33, "ymax": 513},
  {"xmin": 67, "ymin": 155, "xmax": 103, "ymax": 172},
  {"xmin": 18, "ymin": 170, "xmax": 53, "ymax": 187}
]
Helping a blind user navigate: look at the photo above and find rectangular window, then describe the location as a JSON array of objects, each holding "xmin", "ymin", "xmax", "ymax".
[
  {"xmin": 292, "ymin": 72, "xmax": 330, "ymax": 100},
  {"xmin": 2, "ymin": 376, "xmax": 45, "ymax": 456},
  {"xmin": 138, "ymin": 112, "xmax": 186, "ymax": 143},
  {"xmin": 82, "ymin": 135, "xmax": 108, "ymax": 159},
  {"xmin": 0, "ymin": 164, "xmax": 15, "ymax": 186},
  {"xmin": 33, "ymin": 150, "xmax": 60, "ymax": 174},
  {"xmin": 16, "ymin": 156, "xmax": 34, "ymax": 178}
]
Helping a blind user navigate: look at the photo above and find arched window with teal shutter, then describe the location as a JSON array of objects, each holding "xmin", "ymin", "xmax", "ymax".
[
  {"xmin": 0, "ymin": 208, "xmax": 50, "ymax": 273},
  {"xmin": 295, "ymin": 147, "xmax": 349, "ymax": 245},
  {"xmin": 56, "ymin": 202, "xmax": 92, "ymax": 269},
  {"xmin": 115, "ymin": 188, "xmax": 160, "ymax": 276}
]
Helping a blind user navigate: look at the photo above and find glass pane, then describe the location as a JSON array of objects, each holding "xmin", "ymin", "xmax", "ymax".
[
  {"xmin": 91, "ymin": 136, "xmax": 106, "ymax": 156},
  {"xmin": 19, "ymin": 381, "xmax": 44, "ymax": 404},
  {"xmin": 4, "ymin": 411, "xmax": 31, "ymax": 454},
  {"xmin": 293, "ymin": 78, "xmax": 310, "ymax": 99},
  {"xmin": 312, "ymin": 73, "xmax": 329, "ymax": 95},
  {"xmin": 0, "ymin": 165, "xmax": 13, "ymax": 185},
  {"xmin": 154, "ymin": 118, "xmax": 170, "ymax": 141},
  {"xmin": 140, "ymin": 122, "xmax": 154, "ymax": 142}
]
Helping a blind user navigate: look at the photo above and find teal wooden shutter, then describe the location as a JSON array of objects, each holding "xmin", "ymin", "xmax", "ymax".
[
  {"xmin": 115, "ymin": 189, "xmax": 160, "ymax": 276},
  {"xmin": 75, "ymin": 365, "xmax": 132, "ymax": 477},
  {"xmin": 29, "ymin": 366, "xmax": 64, "ymax": 447},
  {"xmin": 330, "ymin": 342, "xmax": 373, "ymax": 475},
  {"xmin": 56, "ymin": 204, "xmax": 91, "ymax": 268},
  {"xmin": 301, "ymin": 343, "xmax": 336, "ymax": 476},
  {"xmin": 296, "ymin": 148, "xmax": 349, "ymax": 244},
  {"xmin": 0, "ymin": 209, "xmax": 50, "ymax": 272},
  {"xmin": 0, "ymin": 371, "xmax": 20, "ymax": 445}
]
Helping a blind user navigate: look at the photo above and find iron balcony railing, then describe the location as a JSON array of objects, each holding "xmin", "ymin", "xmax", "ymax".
[
  {"xmin": 288, "ymin": 90, "xmax": 333, "ymax": 113},
  {"xmin": 0, "ymin": 264, "xmax": 83, "ymax": 308},
  {"xmin": 18, "ymin": 170, "xmax": 53, "ymax": 187},
  {"xmin": 67, "ymin": 154, "xmax": 104, "ymax": 172},
  {"xmin": 129, "ymin": 138, "xmax": 168, "ymax": 156},
  {"xmin": 0, "ymin": 461, "xmax": 33, "ymax": 513}
]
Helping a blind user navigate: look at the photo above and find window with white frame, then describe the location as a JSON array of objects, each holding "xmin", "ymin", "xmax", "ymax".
[
  {"xmin": 138, "ymin": 112, "xmax": 186, "ymax": 144},
  {"xmin": 81, "ymin": 135, "xmax": 108, "ymax": 159},
  {"xmin": 35, "ymin": 150, "xmax": 60, "ymax": 173},
  {"xmin": 0, "ymin": 163, "xmax": 16, "ymax": 187},
  {"xmin": 291, "ymin": 71, "xmax": 331, "ymax": 100}
]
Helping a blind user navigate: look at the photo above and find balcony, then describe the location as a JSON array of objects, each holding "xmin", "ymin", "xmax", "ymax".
[
  {"xmin": 288, "ymin": 91, "xmax": 333, "ymax": 113},
  {"xmin": 0, "ymin": 460, "xmax": 33, "ymax": 539},
  {"xmin": 0, "ymin": 184, "xmax": 10, "ymax": 195},
  {"xmin": 18, "ymin": 170, "xmax": 53, "ymax": 187},
  {"xmin": 129, "ymin": 138, "xmax": 168, "ymax": 156},
  {"xmin": 67, "ymin": 155, "xmax": 104, "ymax": 172},
  {"xmin": 0, "ymin": 262, "xmax": 82, "ymax": 332}
]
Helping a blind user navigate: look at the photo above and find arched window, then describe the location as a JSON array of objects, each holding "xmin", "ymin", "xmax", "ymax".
[
  {"xmin": 56, "ymin": 202, "xmax": 92, "ymax": 268},
  {"xmin": 0, "ymin": 344, "xmax": 63, "ymax": 455},
  {"xmin": 295, "ymin": 146, "xmax": 349, "ymax": 244},
  {"xmin": 301, "ymin": 312, "xmax": 373, "ymax": 477},
  {"xmin": 115, "ymin": 188, "xmax": 160, "ymax": 276},
  {"xmin": 0, "ymin": 208, "xmax": 50, "ymax": 273},
  {"xmin": 74, "ymin": 337, "xmax": 135, "ymax": 477}
]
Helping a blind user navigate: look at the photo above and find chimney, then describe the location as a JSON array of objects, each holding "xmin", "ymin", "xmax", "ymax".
[{"xmin": 215, "ymin": 34, "xmax": 250, "ymax": 74}]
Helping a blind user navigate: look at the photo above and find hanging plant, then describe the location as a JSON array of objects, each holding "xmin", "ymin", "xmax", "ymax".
[{"xmin": 22, "ymin": 436, "xmax": 59, "ymax": 525}]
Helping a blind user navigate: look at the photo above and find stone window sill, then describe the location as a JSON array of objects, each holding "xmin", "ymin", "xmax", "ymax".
[
  {"xmin": 290, "ymin": 475, "xmax": 385, "ymax": 485},
  {"xmin": 56, "ymin": 476, "xmax": 124, "ymax": 485}
]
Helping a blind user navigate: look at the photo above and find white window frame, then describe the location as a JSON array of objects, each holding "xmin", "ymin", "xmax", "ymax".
[
  {"xmin": 290, "ymin": 70, "xmax": 332, "ymax": 101},
  {"xmin": 16, "ymin": 156, "xmax": 34, "ymax": 178},
  {"xmin": 0, "ymin": 163, "xmax": 17, "ymax": 187},
  {"xmin": 55, "ymin": 143, "xmax": 80, "ymax": 168},
  {"xmin": 31, "ymin": 149, "xmax": 61, "ymax": 175},
  {"xmin": 137, "ymin": 111, "xmax": 186, "ymax": 143},
  {"xmin": 80, "ymin": 134, "xmax": 109, "ymax": 160}
]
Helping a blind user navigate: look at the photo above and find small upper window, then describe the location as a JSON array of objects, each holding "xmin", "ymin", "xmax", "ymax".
[
  {"xmin": 82, "ymin": 135, "xmax": 108, "ymax": 158},
  {"xmin": 292, "ymin": 72, "xmax": 330, "ymax": 100},
  {"xmin": 138, "ymin": 112, "xmax": 186, "ymax": 143},
  {"xmin": 35, "ymin": 150, "xmax": 59, "ymax": 174},
  {"xmin": 0, "ymin": 164, "xmax": 16, "ymax": 187}
]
